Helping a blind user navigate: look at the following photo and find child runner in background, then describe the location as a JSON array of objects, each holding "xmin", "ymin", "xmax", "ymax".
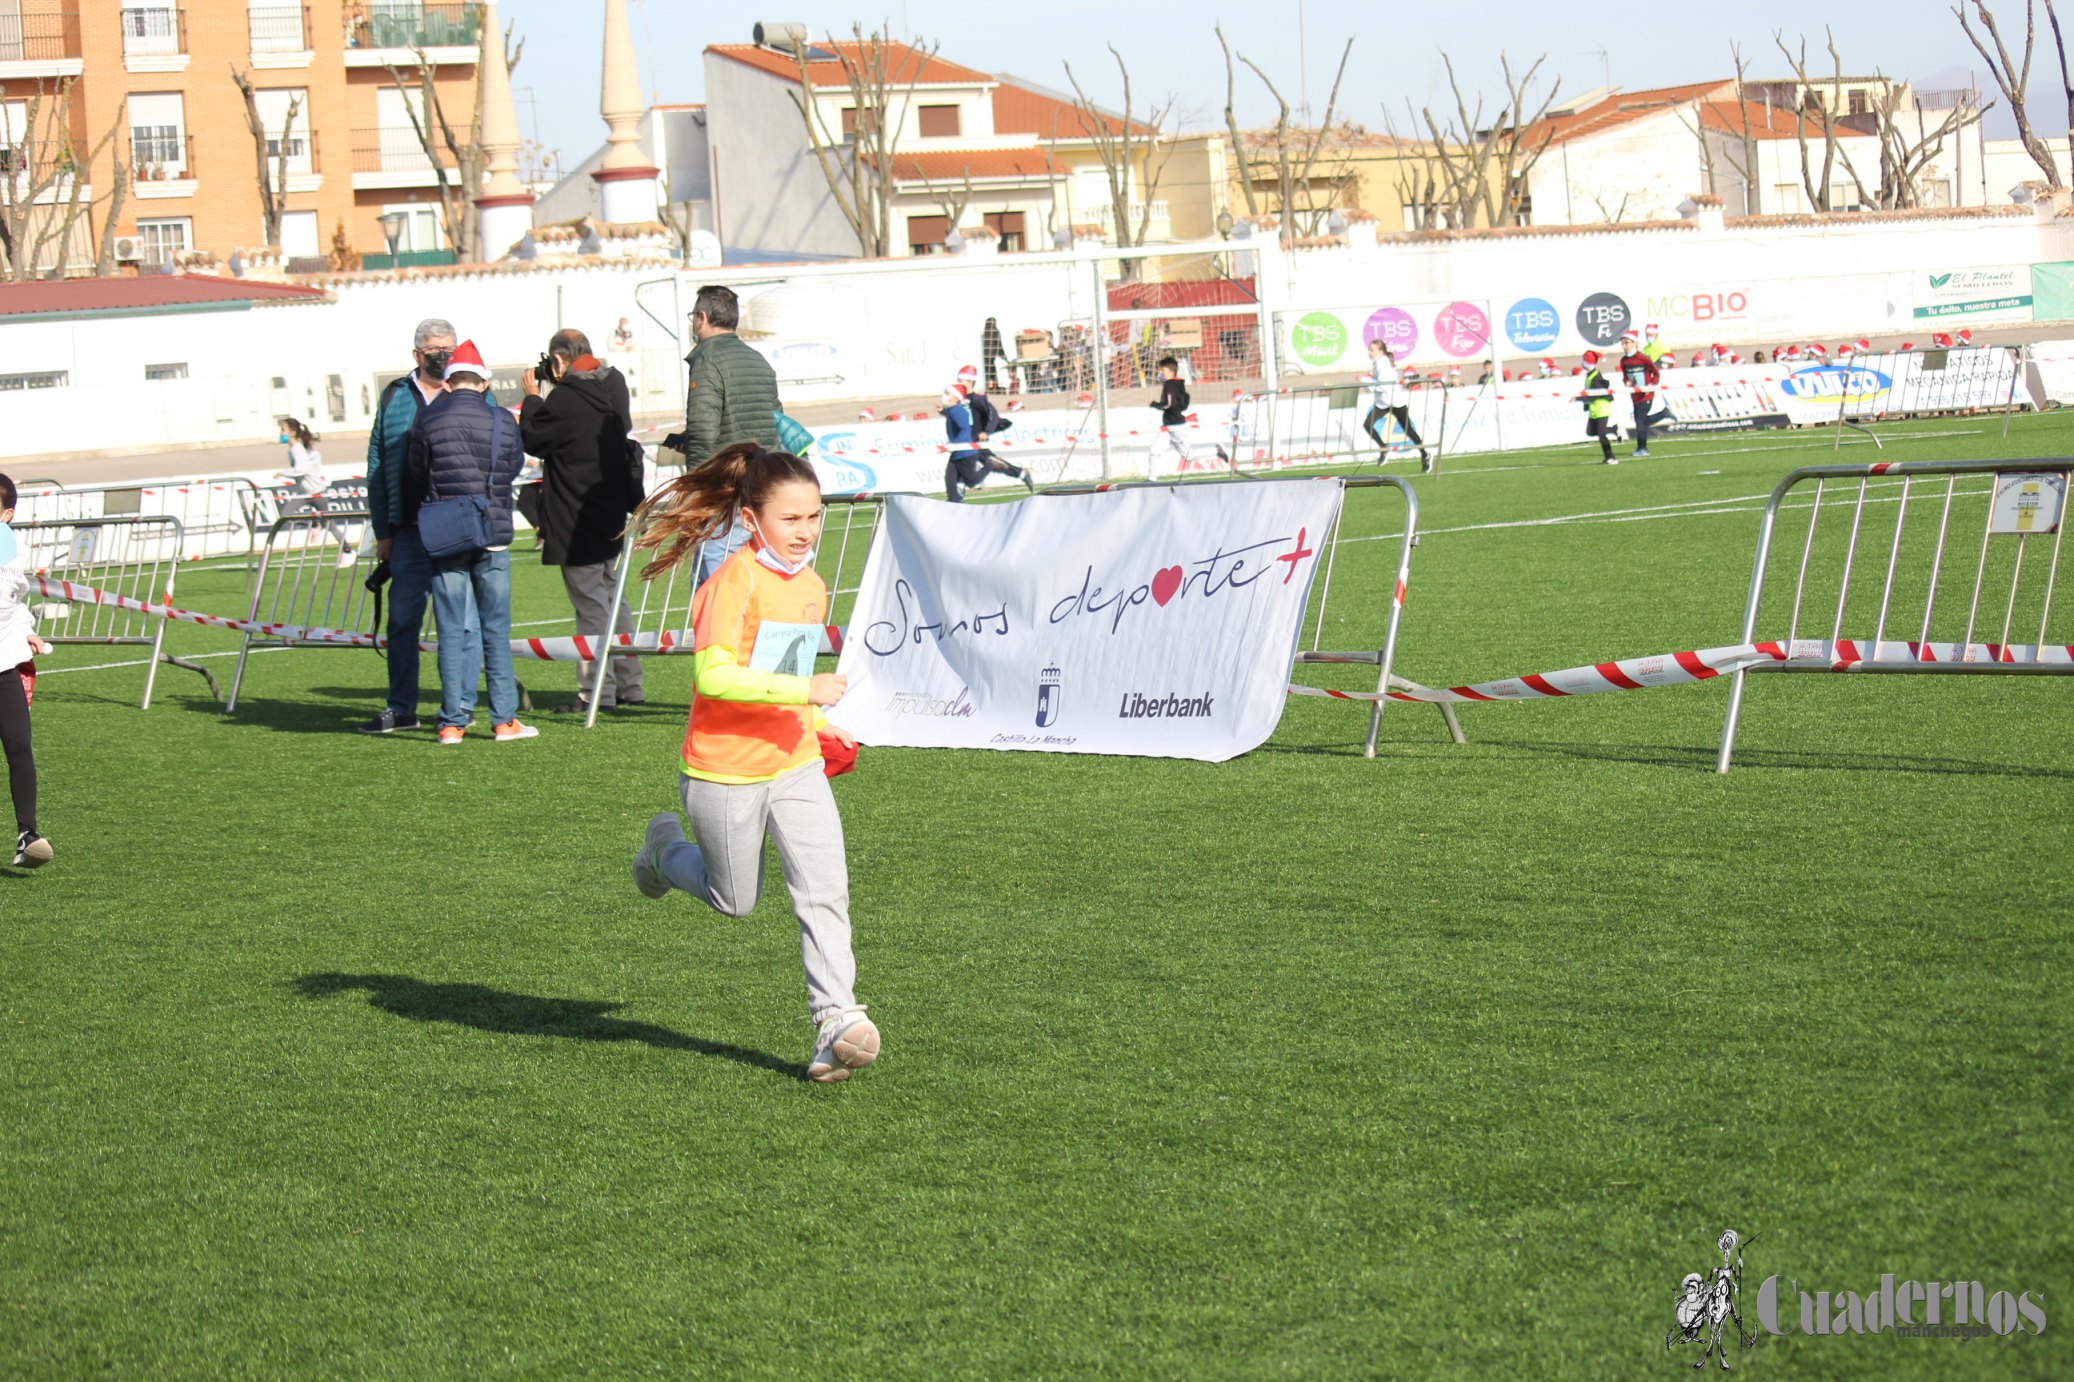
[
  {"xmin": 941, "ymin": 383, "xmax": 1035, "ymax": 502},
  {"xmin": 0, "ymin": 474, "xmax": 53, "ymax": 867},
  {"xmin": 1579, "ymin": 351, "xmax": 1618, "ymax": 464},
  {"xmin": 276, "ymin": 417, "xmax": 357, "ymax": 567},
  {"xmin": 1616, "ymin": 331, "xmax": 1659, "ymax": 458},
  {"xmin": 1148, "ymin": 355, "xmax": 1217, "ymax": 474},
  {"xmin": 1363, "ymin": 339, "xmax": 1432, "ymax": 471},
  {"xmin": 626, "ymin": 442, "xmax": 878, "ymax": 1083}
]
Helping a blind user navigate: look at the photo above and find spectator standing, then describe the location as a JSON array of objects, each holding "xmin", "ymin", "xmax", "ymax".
[
  {"xmin": 360, "ymin": 317, "xmax": 469, "ymax": 735},
  {"xmin": 405, "ymin": 342, "xmax": 534, "ymax": 744},
  {"xmin": 682, "ymin": 285, "xmax": 781, "ymax": 587},
  {"xmin": 520, "ymin": 328, "xmax": 645, "ymax": 714}
]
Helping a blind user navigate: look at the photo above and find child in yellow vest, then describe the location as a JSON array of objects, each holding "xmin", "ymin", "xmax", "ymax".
[{"xmin": 626, "ymin": 442, "xmax": 877, "ymax": 1083}]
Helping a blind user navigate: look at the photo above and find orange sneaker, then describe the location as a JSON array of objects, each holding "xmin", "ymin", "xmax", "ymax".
[
  {"xmin": 437, "ymin": 726, "xmax": 465, "ymax": 746},
  {"xmin": 493, "ymin": 720, "xmax": 538, "ymax": 742}
]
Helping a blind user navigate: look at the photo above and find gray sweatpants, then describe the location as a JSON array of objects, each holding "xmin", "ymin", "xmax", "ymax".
[
  {"xmin": 659, "ymin": 762, "xmax": 857, "ymax": 1023},
  {"xmin": 561, "ymin": 559, "xmax": 644, "ymax": 707}
]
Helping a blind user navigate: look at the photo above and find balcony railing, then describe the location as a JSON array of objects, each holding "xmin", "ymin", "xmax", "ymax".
[
  {"xmin": 344, "ymin": 2, "xmax": 482, "ymax": 52},
  {"xmin": 248, "ymin": 4, "xmax": 309, "ymax": 53},
  {"xmin": 120, "ymin": 6, "xmax": 185, "ymax": 58},
  {"xmin": 130, "ymin": 133, "xmax": 195, "ymax": 180},
  {"xmin": 0, "ymin": 138, "xmax": 90, "ymax": 185},
  {"xmin": 352, "ymin": 126, "xmax": 459, "ymax": 175},
  {"xmin": 0, "ymin": 10, "xmax": 83, "ymax": 62}
]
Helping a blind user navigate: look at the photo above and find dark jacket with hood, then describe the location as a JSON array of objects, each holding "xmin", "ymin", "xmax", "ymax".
[
  {"xmin": 404, "ymin": 388, "xmax": 526, "ymax": 550},
  {"xmin": 519, "ymin": 359, "xmax": 638, "ymax": 567}
]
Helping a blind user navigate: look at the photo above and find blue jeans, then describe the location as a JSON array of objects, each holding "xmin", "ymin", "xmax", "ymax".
[
  {"xmin": 429, "ymin": 548, "xmax": 516, "ymax": 728},
  {"xmin": 695, "ymin": 517, "xmax": 750, "ymax": 589},
  {"xmin": 386, "ymin": 527, "xmax": 480, "ymax": 719}
]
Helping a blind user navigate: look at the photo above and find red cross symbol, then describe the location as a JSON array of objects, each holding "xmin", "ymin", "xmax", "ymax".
[{"xmin": 1276, "ymin": 526, "xmax": 1316, "ymax": 584}]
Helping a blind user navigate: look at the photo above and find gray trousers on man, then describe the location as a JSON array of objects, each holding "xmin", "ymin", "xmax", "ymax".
[
  {"xmin": 562, "ymin": 559, "xmax": 644, "ymax": 706},
  {"xmin": 659, "ymin": 763, "xmax": 858, "ymax": 1023}
]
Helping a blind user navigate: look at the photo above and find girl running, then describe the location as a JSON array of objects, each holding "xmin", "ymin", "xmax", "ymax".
[
  {"xmin": 0, "ymin": 473, "xmax": 53, "ymax": 867},
  {"xmin": 626, "ymin": 442, "xmax": 878, "ymax": 1083}
]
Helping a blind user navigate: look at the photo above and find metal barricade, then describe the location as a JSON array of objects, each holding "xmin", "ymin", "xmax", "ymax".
[
  {"xmin": 580, "ymin": 492, "xmax": 879, "ymax": 726},
  {"xmin": 12, "ymin": 515, "xmax": 218, "ymax": 708},
  {"xmin": 1717, "ymin": 458, "xmax": 2070, "ymax": 771},
  {"xmin": 1259, "ymin": 384, "xmax": 1449, "ymax": 472},
  {"xmin": 13, "ymin": 475, "xmax": 269, "ymax": 559},
  {"xmin": 1818, "ymin": 346, "xmax": 2029, "ymax": 449},
  {"xmin": 1044, "ymin": 474, "xmax": 1462, "ymax": 756},
  {"xmin": 225, "ymin": 509, "xmax": 383, "ymax": 712}
]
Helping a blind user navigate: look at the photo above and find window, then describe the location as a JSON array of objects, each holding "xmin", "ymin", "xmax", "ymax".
[
  {"xmin": 280, "ymin": 209, "xmax": 318, "ymax": 257},
  {"xmin": 1847, "ymin": 89, "xmax": 1869, "ymax": 115},
  {"xmin": 143, "ymin": 363, "xmax": 189, "ymax": 381},
  {"xmin": 983, "ymin": 211, "xmax": 1025, "ymax": 252},
  {"xmin": 379, "ymin": 203, "xmax": 442, "ymax": 254},
  {"xmin": 121, "ymin": 4, "xmax": 181, "ymax": 57},
  {"xmin": 918, "ymin": 104, "xmax": 960, "ymax": 138},
  {"xmin": 248, "ymin": 1, "xmax": 307, "ymax": 53},
  {"xmin": 135, "ymin": 217, "xmax": 191, "ymax": 265},
  {"xmin": 0, "ymin": 371, "xmax": 70, "ymax": 390},
  {"xmin": 254, "ymin": 87, "xmax": 310, "ymax": 169},
  {"xmin": 839, "ymin": 105, "xmax": 878, "ymax": 137},
  {"xmin": 128, "ymin": 92, "xmax": 186, "ymax": 174},
  {"xmin": 906, "ymin": 213, "xmax": 949, "ymax": 256}
]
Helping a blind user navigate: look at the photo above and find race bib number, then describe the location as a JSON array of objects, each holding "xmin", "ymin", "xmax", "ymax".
[{"xmin": 750, "ymin": 621, "xmax": 820, "ymax": 678}]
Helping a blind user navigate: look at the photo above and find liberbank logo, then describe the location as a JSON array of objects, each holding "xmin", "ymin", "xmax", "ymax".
[{"xmin": 1117, "ymin": 690, "xmax": 1216, "ymax": 719}]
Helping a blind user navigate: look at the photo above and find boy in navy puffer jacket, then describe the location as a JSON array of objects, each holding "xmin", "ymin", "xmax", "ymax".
[{"xmin": 404, "ymin": 341, "xmax": 534, "ymax": 743}]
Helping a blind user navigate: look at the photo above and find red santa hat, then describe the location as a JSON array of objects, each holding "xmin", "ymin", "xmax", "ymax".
[
  {"xmin": 1932, "ymin": 332, "xmax": 1954, "ymax": 348},
  {"xmin": 1854, "ymin": 338, "xmax": 1871, "ymax": 351},
  {"xmin": 1956, "ymin": 328, "xmax": 1974, "ymax": 343},
  {"xmin": 1644, "ymin": 322, "xmax": 1661, "ymax": 336},
  {"xmin": 1691, "ymin": 351, "xmax": 1707, "ymax": 366},
  {"xmin": 1620, "ymin": 329, "xmax": 1638, "ymax": 344},
  {"xmin": 1900, "ymin": 341, "xmax": 1915, "ymax": 351},
  {"xmin": 1808, "ymin": 343, "xmax": 1828, "ymax": 357},
  {"xmin": 444, "ymin": 339, "xmax": 488, "ymax": 381},
  {"xmin": 1581, "ymin": 350, "xmax": 1601, "ymax": 365},
  {"xmin": 857, "ymin": 406, "xmax": 875, "ymax": 421},
  {"xmin": 943, "ymin": 383, "xmax": 970, "ymax": 406},
  {"xmin": 956, "ymin": 364, "xmax": 979, "ymax": 383}
]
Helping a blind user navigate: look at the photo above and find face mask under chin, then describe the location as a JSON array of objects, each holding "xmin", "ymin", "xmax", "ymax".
[{"xmin": 748, "ymin": 528, "xmax": 810, "ymax": 575}]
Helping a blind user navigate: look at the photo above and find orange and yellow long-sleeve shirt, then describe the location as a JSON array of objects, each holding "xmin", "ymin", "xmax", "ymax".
[{"xmin": 682, "ymin": 545, "xmax": 828, "ymax": 784}]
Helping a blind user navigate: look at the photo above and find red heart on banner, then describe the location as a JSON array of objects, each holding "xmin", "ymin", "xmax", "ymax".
[{"xmin": 1150, "ymin": 565, "xmax": 1184, "ymax": 606}]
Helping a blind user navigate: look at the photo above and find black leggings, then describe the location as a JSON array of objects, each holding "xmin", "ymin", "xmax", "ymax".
[
  {"xmin": 1363, "ymin": 404, "xmax": 1422, "ymax": 449},
  {"xmin": 944, "ymin": 450, "xmax": 1026, "ymax": 502},
  {"xmin": 0, "ymin": 665, "xmax": 33, "ymax": 836}
]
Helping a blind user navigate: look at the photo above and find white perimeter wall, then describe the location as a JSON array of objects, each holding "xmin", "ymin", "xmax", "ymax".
[
  {"xmin": 703, "ymin": 55, "xmax": 861, "ymax": 260},
  {"xmin": 7, "ymin": 204, "xmax": 2074, "ymax": 461}
]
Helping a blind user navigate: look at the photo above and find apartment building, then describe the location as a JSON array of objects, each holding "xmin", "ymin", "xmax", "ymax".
[{"xmin": 0, "ymin": 0, "xmax": 480, "ymax": 270}]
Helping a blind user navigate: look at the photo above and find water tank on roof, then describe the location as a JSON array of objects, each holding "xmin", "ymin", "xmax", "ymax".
[{"xmin": 753, "ymin": 21, "xmax": 807, "ymax": 52}]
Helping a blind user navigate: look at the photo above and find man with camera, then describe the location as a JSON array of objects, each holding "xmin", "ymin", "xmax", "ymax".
[{"xmin": 520, "ymin": 328, "xmax": 646, "ymax": 714}]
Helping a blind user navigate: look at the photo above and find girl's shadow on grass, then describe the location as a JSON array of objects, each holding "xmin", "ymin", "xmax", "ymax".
[{"xmin": 294, "ymin": 972, "xmax": 807, "ymax": 1081}]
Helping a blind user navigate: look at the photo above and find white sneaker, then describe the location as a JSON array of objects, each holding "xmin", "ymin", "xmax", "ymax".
[
  {"xmin": 808, "ymin": 1007, "xmax": 880, "ymax": 1083},
  {"xmin": 633, "ymin": 811, "xmax": 683, "ymax": 899},
  {"xmin": 336, "ymin": 547, "xmax": 358, "ymax": 569}
]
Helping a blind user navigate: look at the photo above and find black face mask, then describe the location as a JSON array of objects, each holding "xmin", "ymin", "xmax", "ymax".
[{"xmin": 420, "ymin": 350, "xmax": 452, "ymax": 380}]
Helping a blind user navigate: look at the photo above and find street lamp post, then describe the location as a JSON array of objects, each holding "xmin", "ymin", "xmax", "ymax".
[{"xmin": 377, "ymin": 211, "xmax": 407, "ymax": 267}]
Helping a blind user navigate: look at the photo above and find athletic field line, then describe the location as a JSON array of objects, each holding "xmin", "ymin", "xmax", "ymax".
[{"xmin": 38, "ymin": 615, "xmax": 581, "ymax": 678}]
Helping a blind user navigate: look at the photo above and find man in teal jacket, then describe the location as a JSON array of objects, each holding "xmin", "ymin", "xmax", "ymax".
[
  {"xmin": 681, "ymin": 285, "xmax": 782, "ymax": 586},
  {"xmin": 359, "ymin": 316, "xmax": 471, "ymax": 734}
]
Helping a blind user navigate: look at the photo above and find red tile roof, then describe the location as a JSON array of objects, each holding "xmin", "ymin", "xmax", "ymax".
[
  {"xmin": 1696, "ymin": 100, "xmax": 1835, "ymax": 141},
  {"xmin": 878, "ymin": 148, "xmax": 1062, "ymax": 183},
  {"xmin": 0, "ymin": 274, "xmax": 332, "ymax": 318},
  {"xmin": 991, "ymin": 80, "xmax": 1154, "ymax": 140},
  {"xmin": 1514, "ymin": 81, "xmax": 1736, "ymax": 148},
  {"xmin": 707, "ymin": 41, "xmax": 992, "ymax": 89}
]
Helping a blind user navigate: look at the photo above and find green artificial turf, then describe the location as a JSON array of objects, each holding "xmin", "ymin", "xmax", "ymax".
[{"xmin": 3, "ymin": 418, "xmax": 2070, "ymax": 1378}]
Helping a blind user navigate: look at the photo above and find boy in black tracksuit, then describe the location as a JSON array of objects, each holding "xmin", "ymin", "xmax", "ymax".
[{"xmin": 1149, "ymin": 355, "xmax": 1199, "ymax": 472}]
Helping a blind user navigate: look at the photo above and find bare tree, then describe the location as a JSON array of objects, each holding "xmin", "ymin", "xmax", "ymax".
[
  {"xmin": 93, "ymin": 150, "xmax": 130, "ymax": 276},
  {"xmin": 787, "ymin": 25, "xmax": 939, "ymax": 258},
  {"xmin": 1676, "ymin": 46, "xmax": 1760, "ymax": 212},
  {"xmin": 1215, "ymin": 24, "xmax": 1257, "ymax": 220},
  {"xmin": 1868, "ymin": 86, "xmax": 1988, "ymax": 207},
  {"xmin": 1773, "ymin": 30, "xmax": 1876, "ymax": 210},
  {"xmin": 1217, "ymin": 39, "xmax": 1356, "ymax": 238},
  {"xmin": 1957, "ymin": 0, "xmax": 2063, "ymax": 186},
  {"xmin": 380, "ymin": 25, "xmax": 523, "ymax": 262},
  {"xmin": 1062, "ymin": 43, "xmax": 1179, "ymax": 256},
  {"xmin": 917, "ymin": 164, "xmax": 976, "ymax": 238},
  {"xmin": 231, "ymin": 66, "xmax": 302, "ymax": 247},
  {"xmin": 0, "ymin": 79, "xmax": 124, "ymax": 281},
  {"xmin": 1405, "ymin": 53, "xmax": 1560, "ymax": 229}
]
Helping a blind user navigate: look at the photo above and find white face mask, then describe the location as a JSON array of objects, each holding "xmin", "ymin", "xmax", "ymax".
[
  {"xmin": 745, "ymin": 520, "xmax": 811, "ymax": 575},
  {"xmin": 0, "ymin": 521, "xmax": 14, "ymax": 568}
]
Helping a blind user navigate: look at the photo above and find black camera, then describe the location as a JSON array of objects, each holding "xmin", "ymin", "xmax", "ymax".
[
  {"xmin": 364, "ymin": 559, "xmax": 391, "ymax": 595},
  {"xmin": 533, "ymin": 353, "xmax": 558, "ymax": 386}
]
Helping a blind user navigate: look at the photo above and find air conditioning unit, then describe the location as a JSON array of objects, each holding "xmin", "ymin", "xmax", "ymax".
[{"xmin": 113, "ymin": 235, "xmax": 143, "ymax": 263}]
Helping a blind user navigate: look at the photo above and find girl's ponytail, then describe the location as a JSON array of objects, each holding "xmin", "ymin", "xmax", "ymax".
[{"xmin": 629, "ymin": 441, "xmax": 817, "ymax": 580}]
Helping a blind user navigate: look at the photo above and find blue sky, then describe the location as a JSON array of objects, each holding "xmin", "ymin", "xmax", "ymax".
[{"xmin": 494, "ymin": 0, "xmax": 2026, "ymax": 176}]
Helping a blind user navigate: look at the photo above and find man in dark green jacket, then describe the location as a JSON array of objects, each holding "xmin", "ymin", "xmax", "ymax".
[{"xmin": 682, "ymin": 285, "xmax": 782, "ymax": 585}]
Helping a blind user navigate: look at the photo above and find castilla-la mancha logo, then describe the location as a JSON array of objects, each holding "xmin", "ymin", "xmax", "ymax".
[{"xmin": 1666, "ymin": 1229, "xmax": 1759, "ymax": 1369}]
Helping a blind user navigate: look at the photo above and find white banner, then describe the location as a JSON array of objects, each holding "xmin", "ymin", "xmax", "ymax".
[{"xmin": 831, "ymin": 482, "xmax": 1345, "ymax": 761}]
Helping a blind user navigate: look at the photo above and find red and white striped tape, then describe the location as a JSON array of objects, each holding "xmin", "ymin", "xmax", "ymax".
[
  {"xmin": 1290, "ymin": 638, "xmax": 2074, "ymax": 704},
  {"xmin": 29, "ymin": 575, "xmax": 844, "ymax": 662}
]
